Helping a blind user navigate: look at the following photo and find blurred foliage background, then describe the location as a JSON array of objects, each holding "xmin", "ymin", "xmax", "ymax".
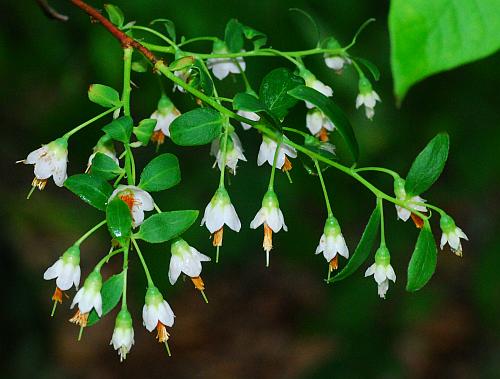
[{"xmin": 1, "ymin": 1, "xmax": 500, "ymax": 378}]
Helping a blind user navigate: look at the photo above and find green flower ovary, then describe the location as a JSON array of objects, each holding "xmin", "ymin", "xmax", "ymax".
[
  {"xmin": 145, "ymin": 286, "xmax": 164, "ymax": 306},
  {"xmin": 440, "ymin": 214, "xmax": 456, "ymax": 233},
  {"xmin": 61, "ymin": 245, "xmax": 80, "ymax": 266},
  {"xmin": 374, "ymin": 246, "xmax": 391, "ymax": 266},
  {"xmin": 261, "ymin": 190, "xmax": 279, "ymax": 210}
]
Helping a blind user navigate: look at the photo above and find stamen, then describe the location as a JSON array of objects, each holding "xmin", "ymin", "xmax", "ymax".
[
  {"xmin": 213, "ymin": 227, "xmax": 224, "ymax": 247},
  {"xmin": 151, "ymin": 130, "xmax": 166, "ymax": 146},
  {"xmin": 69, "ymin": 310, "xmax": 89, "ymax": 329},
  {"xmin": 319, "ymin": 127, "xmax": 329, "ymax": 142},
  {"xmin": 329, "ymin": 256, "xmax": 339, "ymax": 271},
  {"xmin": 156, "ymin": 322, "xmax": 170, "ymax": 343},
  {"xmin": 119, "ymin": 192, "xmax": 138, "ymax": 211},
  {"xmin": 52, "ymin": 287, "xmax": 63, "ymax": 303},
  {"xmin": 191, "ymin": 276, "xmax": 205, "ymax": 291},
  {"xmin": 263, "ymin": 223, "xmax": 273, "ymax": 255},
  {"xmin": 282, "ymin": 156, "xmax": 293, "ymax": 172},
  {"xmin": 31, "ymin": 177, "xmax": 47, "ymax": 191},
  {"xmin": 410, "ymin": 213, "xmax": 424, "ymax": 229}
]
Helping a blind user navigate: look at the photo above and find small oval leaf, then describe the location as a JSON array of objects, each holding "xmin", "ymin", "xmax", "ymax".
[
  {"xmin": 64, "ymin": 174, "xmax": 113, "ymax": 211},
  {"xmin": 170, "ymin": 108, "xmax": 223, "ymax": 146},
  {"xmin": 135, "ymin": 210, "xmax": 198, "ymax": 243},
  {"xmin": 90, "ymin": 152, "xmax": 122, "ymax": 181},
  {"xmin": 104, "ymin": 4, "xmax": 124, "ymax": 28},
  {"xmin": 133, "ymin": 118, "xmax": 157, "ymax": 146},
  {"xmin": 87, "ymin": 271, "xmax": 124, "ymax": 327},
  {"xmin": 106, "ymin": 197, "xmax": 132, "ymax": 245},
  {"xmin": 406, "ymin": 221, "xmax": 438, "ymax": 292},
  {"xmin": 138, "ymin": 153, "xmax": 181, "ymax": 192},
  {"xmin": 103, "ymin": 116, "xmax": 133, "ymax": 144},
  {"xmin": 88, "ymin": 84, "xmax": 121, "ymax": 108}
]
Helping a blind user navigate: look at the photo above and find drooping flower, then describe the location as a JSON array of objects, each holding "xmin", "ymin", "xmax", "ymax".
[
  {"xmin": 210, "ymin": 132, "xmax": 247, "ymax": 174},
  {"xmin": 306, "ymin": 108, "xmax": 335, "ymax": 141},
  {"xmin": 201, "ymin": 188, "xmax": 241, "ymax": 251},
  {"xmin": 315, "ymin": 216, "xmax": 349, "ymax": 273},
  {"xmin": 250, "ymin": 190, "xmax": 287, "ymax": 266},
  {"xmin": 322, "ymin": 37, "xmax": 351, "ymax": 74},
  {"xmin": 207, "ymin": 39, "xmax": 246, "ymax": 80},
  {"xmin": 440, "ymin": 214, "xmax": 468, "ymax": 256},
  {"xmin": 109, "ymin": 185, "xmax": 154, "ymax": 228},
  {"xmin": 142, "ymin": 286, "xmax": 175, "ymax": 344},
  {"xmin": 87, "ymin": 134, "xmax": 119, "ymax": 171},
  {"xmin": 150, "ymin": 95, "xmax": 181, "ymax": 145},
  {"xmin": 173, "ymin": 68, "xmax": 191, "ymax": 93},
  {"xmin": 393, "ymin": 177, "xmax": 427, "ymax": 227},
  {"xmin": 110, "ymin": 309, "xmax": 134, "ymax": 362},
  {"xmin": 44, "ymin": 245, "xmax": 81, "ymax": 305},
  {"xmin": 300, "ymin": 68, "xmax": 333, "ymax": 109},
  {"xmin": 237, "ymin": 110, "xmax": 260, "ymax": 130},
  {"xmin": 356, "ymin": 76, "xmax": 381, "ymax": 120},
  {"xmin": 257, "ymin": 136, "xmax": 297, "ymax": 172},
  {"xmin": 364, "ymin": 246, "xmax": 396, "ymax": 299},
  {"xmin": 20, "ymin": 137, "xmax": 68, "ymax": 190},
  {"xmin": 169, "ymin": 239, "xmax": 211, "ymax": 293},
  {"xmin": 69, "ymin": 271, "xmax": 103, "ymax": 328}
]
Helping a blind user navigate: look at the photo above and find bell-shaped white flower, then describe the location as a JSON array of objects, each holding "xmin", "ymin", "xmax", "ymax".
[
  {"xmin": 173, "ymin": 68, "xmax": 191, "ymax": 93},
  {"xmin": 110, "ymin": 309, "xmax": 134, "ymax": 362},
  {"xmin": 301, "ymin": 68, "xmax": 333, "ymax": 109},
  {"xmin": 257, "ymin": 136, "xmax": 297, "ymax": 169},
  {"xmin": 142, "ymin": 286, "xmax": 174, "ymax": 345},
  {"xmin": 207, "ymin": 40, "xmax": 245, "ymax": 80},
  {"xmin": 70, "ymin": 271, "xmax": 103, "ymax": 328},
  {"xmin": 109, "ymin": 185, "xmax": 154, "ymax": 228},
  {"xmin": 150, "ymin": 95, "xmax": 181, "ymax": 144},
  {"xmin": 440, "ymin": 214, "xmax": 468, "ymax": 256},
  {"xmin": 250, "ymin": 190, "xmax": 287, "ymax": 266},
  {"xmin": 21, "ymin": 137, "xmax": 68, "ymax": 189},
  {"xmin": 306, "ymin": 108, "xmax": 335, "ymax": 137},
  {"xmin": 393, "ymin": 177, "xmax": 427, "ymax": 222},
  {"xmin": 315, "ymin": 216, "xmax": 349, "ymax": 263},
  {"xmin": 324, "ymin": 55, "xmax": 351, "ymax": 73},
  {"xmin": 356, "ymin": 76, "xmax": 381, "ymax": 120},
  {"xmin": 237, "ymin": 110, "xmax": 260, "ymax": 130},
  {"xmin": 210, "ymin": 132, "xmax": 247, "ymax": 174},
  {"xmin": 201, "ymin": 188, "xmax": 241, "ymax": 234},
  {"xmin": 169, "ymin": 239, "xmax": 211, "ymax": 285},
  {"xmin": 87, "ymin": 135, "xmax": 119, "ymax": 170},
  {"xmin": 364, "ymin": 246, "xmax": 396, "ymax": 299},
  {"xmin": 44, "ymin": 245, "xmax": 81, "ymax": 291}
]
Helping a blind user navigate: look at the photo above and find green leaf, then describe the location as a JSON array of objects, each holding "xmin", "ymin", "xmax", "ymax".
[
  {"xmin": 170, "ymin": 108, "xmax": 223, "ymax": 146},
  {"xmin": 135, "ymin": 210, "xmax": 199, "ymax": 243},
  {"xmin": 64, "ymin": 174, "xmax": 113, "ymax": 211},
  {"xmin": 233, "ymin": 92, "xmax": 266, "ymax": 113},
  {"xmin": 301, "ymin": 135, "xmax": 337, "ymax": 174},
  {"xmin": 151, "ymin": 18, "xmax": 176, "ymax": 42},
  {"xmin": 225, "ymin": 19, "xmax": 244, "ymax": 52},
  {"xmin": 87, "ymin": 271, "xmax": 124, "ymax": 327},
  {"xmin": 242, "ymin": 25, "xmax": 267, "ymax": 49},
  {"xmin": 259, "ymin": 68, "xmax": 304, "ymax": 119},
  {"xmin": 133, "ymin": 118, "xmax": 156, "ymax": 146},
  {"xmin": 103, "ymin": 116, "xmax": 133, "ymax": 143},
  {"xmin": 355, "ymin": 57, "xmax": 380, "ymax": 81},
  {"xmin": 90, "ymin": 152, "xmax": 122, "ymax": 181},
  {"xmin": 190, "ymin": 59, "xmax": 214, "ymax": 96},
  {"xmin": 104, "ymin": 4, "xmax": 124, "ymax": 28},
  {"xmin": 405, "ymin": 133, "xmax": 449, "ymax": 196},
  {"xmin": 88, "ymin": 84, "xmax": 121, "ymax": 108},
  {"xmin": 138, "ymin": 153, "xmax": 181, "ymax": 192},
  {"xmin": 406, "ymin": 222, "xmax": 438, "ymax": 292},
  {"xmin": 169, "ymin": 56, "xmax": 195, "ymax": 72},
  {"xmin": 288, "ymin": 85, "xmax": 359, "ymax": 162},
  {"xmin": 106, "ymin": 197, "xmax": 132, "ymax": 245},
  {"xmin": 389, "ymin": 0, "xmax": 500, "ymax": 101},
  {"xmin": 329, "ymin": 206, "xmax": 381, "ymax": 283}
]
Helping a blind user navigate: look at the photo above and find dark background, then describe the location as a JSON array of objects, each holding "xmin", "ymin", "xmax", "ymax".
[{"xmin": 1, "ymin": 1, "xmax": 499, "ymax": 378}]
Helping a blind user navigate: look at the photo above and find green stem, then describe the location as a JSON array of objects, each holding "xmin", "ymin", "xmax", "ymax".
[
  {"xmin": 355, "ymin": 166, "xmax": 399, "ymax": 179},
  {"xmin": 74, "ymin": 220, "xmax": 107, "ymax": 246},
  {"xmin": 124, "ymin": 144, "xmax": 136, "ymax": 185},
  {"xmin": 131, "ymin": 238, "xmax": 154, "ymax": 287},
  {"xmin": 178, "ymin": 36, "xmax": 218, "ymax": 47},
  {"xmin": 95, "ymin": 246, "xmax": 125, "ymax": 271},
  {"xmin": 121, "ymin": 242, "xmax": 129, "ymax": 310},
  {"xmin": 268, "ymin": 139, "xmax": 282, "ymax": 191},
  {"xmin": 122, "ymin": 47, "xmax": 133, "ymax": 117},
  {"xmin": 218, "ymin": 117, "xmax": 230, "ymax": 189},
  {"xmin": 378, "ymin": 197, "xmax": 386, "ymax": 246},
  {"xmin": 282, "ymin": 126, "xmax": 310, "ymax": 139},
  {"xmin": 235, "ymin": 58, "xmax": 252, "ymax": 92},
  {"xmin": 314, "ymin": 159, "xmax": 333, "ymax": 217},
  {"xmin": 63, "ymin": 106, "xmax": 120, "ymax": 139},
  {"xmin": 130, "ymin": 25, "xmax": 177, "ymax": 49}
]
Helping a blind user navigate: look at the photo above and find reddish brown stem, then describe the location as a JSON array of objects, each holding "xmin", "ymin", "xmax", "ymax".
[{"xmin": 69, "ymin": 0, "xmax": 158, "ymax": 63}]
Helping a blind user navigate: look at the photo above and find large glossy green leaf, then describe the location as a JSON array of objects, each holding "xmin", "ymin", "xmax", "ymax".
[
  {"xmin": 88, "ymin": 84, "xmax": 121, "ymax": 108},
  {"xmin": 87, "ymin": 271, "xmax": 124, "ymax": 327},
  {"xmin": 106, "ymin": 197, "xmax": 132, "ymax": 245},
  {"xmin": 233, "ymin": 92, "xmax": 266, "ymax": 113},
  {"xmin": 170, "ymin": 108, "xmax": 223, "ymax": 146},
  {"xmin": 138, "ymin": 153, "xmax": 181, "ymax": 192},
  {"xmin": 405, "ymin": 133, "xmax": 449, "ymax": 196},
  {"xmin": 390, "ymin": 0, "xmax": 500, "ymax": 101},
  {"xmin": 90, "ymin": 152, "xmax": 122, "ymax": 181},
  {"xmin": 135, "ymin": 210, "xmax": 198, "ymax": 243},
  {"xmin": 288, "ymin": 85, "xmax": 359, "ymax": 162},
  {"xmin": 64, "ymin": 174, "xmax": 113, "ymax": 211},
  {"xmin": 406, "ymin": 221, "xmax": 438, "ymax": 292},
  {"xmin": 102, "ymin": 116, "xmax": 133, "ymax": 143},
  {"xmin": 259, "ymin": 68, "xmax": 304, "ymax": 119},
  {"xmin": 329, "ymin": 206, "xmax": 380, "ymax": 283}
]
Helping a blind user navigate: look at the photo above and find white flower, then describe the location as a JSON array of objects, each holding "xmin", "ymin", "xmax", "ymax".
[
  {"xmin": 110, "ymin": 310, "xmax": 134, "ymax": 362},
  {"xmin": 257, "ymin": 136, "xmax": 297, "ymax": 169},
  {"xmin": 237, "ymin": 110, "xmax": 260, "ymax": 130},
  {"xmin": 324, "ymin": 56, "xmax": 350, "ymax": 72},
  {"xmin": 301, "ymin": 69, "xmax": 333, "ymax": 109},
  {"xmin": 440, "ymin": 215, "xmax": 468, "ymax": 256},
  {"xmin": 306, "ymin": 108, "xmax": 335, "ymax": 136},
  {"xmin": 169, "ymin": 239, "xmax": 211, "ymax": 285},
  {"xmin": 87, "ymin": 135, "xmax": 119, "ymax": 171},
  {"xmin": 173, "ymin": 69, "xmax": 191, "ymax": 93},
  {"xmin": 150, "ymin": 95, "xmax": 181, "ymax": 140},
  {"xmin": 250, "ymin": 190, "xmax": 287, "ymax": 266},
  {"xmin": 21, "ymin": 137, "xmax": 68, "ymax": 188},
  {"xmin": 201, "ymin": 188, "xmax": 241, "ymax": 234},
  {"xmin": 210, "ymin": 132, "xmax": 247, "ymax": 174},
  {"xmin": 43, "ymin": 245, "xmax": 80, "ymax": 291},
  {"xmin": 393, "ymin": 178, "xmax": 427, "ymax": 222},
  {"xmin": 207, "ymin": 41, "xmax": 245, "ymax": 80},
  {"xmin": 142, "ymin": 287, "xmax": 175, "ymax": 332},
  {"xmin": 315, "ymin": 217, "xmax": 349, "ymax": 262},
  {"xmin": 71, "ymin": 271, "xmax": 103, "ymax": 316},
  {"xmin": 356, "ymin": 76, "xmax": 381, "ymax": 120},
  {"xmin": 364, "ymin": 247, "xmax": 396, "ymax": 299},
  {"xmin": 109, "ymin": 185, "xmax": 154, "ymax": 227}
]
